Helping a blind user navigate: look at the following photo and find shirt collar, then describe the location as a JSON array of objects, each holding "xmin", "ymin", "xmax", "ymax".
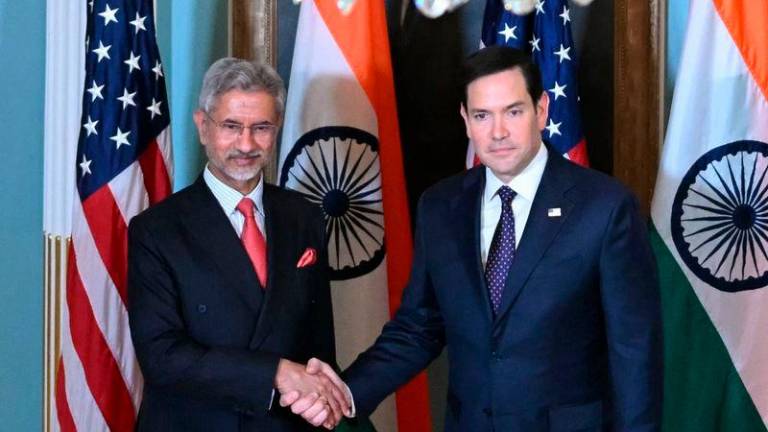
[
  {"xmin": 484, "ymin": 143, "xmax": 548, "ymax": 203},
  {"xmin": 203, "ymin": 164, "xmax": 265, "ymax": 218}
]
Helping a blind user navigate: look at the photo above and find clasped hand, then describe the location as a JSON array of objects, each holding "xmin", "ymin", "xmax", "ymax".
[{"xmin": 274, "ymin": 358, "xmax": 352, "ymax": 429}]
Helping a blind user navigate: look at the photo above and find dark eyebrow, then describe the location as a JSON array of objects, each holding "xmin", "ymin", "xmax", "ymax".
[
  {"xmin": 504, "ymin": 101, "xmax": 526, "ymax": 110},
  {"xmin": 468, "ymin": 101, "xmax": 526, "ymax": 114}
]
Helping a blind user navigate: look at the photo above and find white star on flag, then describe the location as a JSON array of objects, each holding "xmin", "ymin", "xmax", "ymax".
[
  {"xmin": 545, "ymin": 118, "xmax": 562, "ymax": 137},
  {"xmin": 147, "ymin": 98, "xmax": 162, "ymax": 119},
  {"xmin": 129, "ymin": 12, "xmax": 147, "ymax": 34},
  {"xmin": 88, "ymin": 0, "xmax": 94, "ymax": 13},
  {"xmin": 548, "ymin": 81, "xmax": 567, "ymax": 100},
  {"xmin": 99, "ymin": 4, "xmax": 119, "ymax": 26},
  {"xmin": 530, "ymin": 35, "xmax": 541, "ymax": 52},
  {"xmin": 559, "ymin": 5, "xmax": 571, "ymax": 26},
  {"xmin": 498, "ymin": 23, "xmax": 517, "ymax": 42},
  {"xmin": 152, "ymin": 60, "xmax": 164, "ymax": 80},
  {"xmin": 83, "ymin": 116, "xmax": 99, "ymax": 136},
  {"xmin": 110, "ymin": 127, "xmax": 131, "ymax": 149},
  {"xmin": 117, "ymin": 88, "xmax": 137, "ymax": 109},
  {"xmin": 554, "ymin": 43, "xmax": 571, "ymax": 63},
  {"xmin": 124, "ymin": 51, "xmax": 141, "ymax": 73},
  {"xmin": 79, "ymin": 154, "xmax": 93, "ymax": 177},
  {"xmin": 535, "ymin": 0, "xmax": 545, "ymax": 15},
  {"xmin": 86, "ymin": 80, "xmax": 104, "ymax": 102},
  {"xmin": 92, "ymin": 41, "xmax": 111, "ymax": 62}
]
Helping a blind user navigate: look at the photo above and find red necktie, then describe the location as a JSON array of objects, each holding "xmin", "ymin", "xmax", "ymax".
[{"xmin": 236, "ymin": 198, "xmax": 267, "ymax": 288}]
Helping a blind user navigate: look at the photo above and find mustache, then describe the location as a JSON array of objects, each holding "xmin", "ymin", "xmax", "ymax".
[{"xmin": 226, "ymin": 150, "xmax": 263, "ymax": 159}]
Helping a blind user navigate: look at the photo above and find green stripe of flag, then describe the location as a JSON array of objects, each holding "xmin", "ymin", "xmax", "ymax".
[{"xmin": 651, "ymin": 224, "xmax": 765, "ymax": 431}]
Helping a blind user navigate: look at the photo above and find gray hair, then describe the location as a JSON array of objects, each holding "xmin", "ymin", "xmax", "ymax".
[{"xmin": 197, "ymin": 57, "xmax": 286, "ymax": 119}]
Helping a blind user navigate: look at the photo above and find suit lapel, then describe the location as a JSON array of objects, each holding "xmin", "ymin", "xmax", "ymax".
[
  {"xmin": 181, "ymin": 178, "xmax": 264, "ymax": 313},
  {"xmin": 452, "ymin": 167, "xmax": 495, "ymax": 323},
  {"xmin": 250, "ymin": 184, "xmax": 295, "ymax": 348},
  {"xmin": 494, "ymin": 153, "xmax": 576, "ymax": 324}
]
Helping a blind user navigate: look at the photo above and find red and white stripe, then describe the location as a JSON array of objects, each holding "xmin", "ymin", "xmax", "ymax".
[{"xmin": 55, "ymin": 131, "xmax": 172, "ymax": 432}]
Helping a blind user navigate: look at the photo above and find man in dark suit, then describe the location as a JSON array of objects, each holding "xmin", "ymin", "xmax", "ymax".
[
  {"xmin": 306, "ymin": 46, "xmax": 662, "ymax": 431},
  {"xmin": 128, "ymin": 58, "xmax": 350, "ymax": 431}
]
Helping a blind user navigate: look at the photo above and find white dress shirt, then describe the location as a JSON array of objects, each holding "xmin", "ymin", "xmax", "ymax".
[
  {"xmin": 480, "ymin": 143, "xmax": 548, "ymax": 267},
  {"xmin": 203, "ymin": 165, "xmax": 266, "ymax": 240}
]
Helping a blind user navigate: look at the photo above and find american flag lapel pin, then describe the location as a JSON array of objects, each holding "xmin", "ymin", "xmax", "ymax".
[{"xmin": 548, "ymin": 208, "xmax": 562, "ymax": 217}]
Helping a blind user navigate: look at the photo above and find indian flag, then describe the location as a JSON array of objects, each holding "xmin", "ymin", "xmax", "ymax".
[
  {"xmin": 277, "ymin": 1, "xmax": 432, "ymax": 431},
  {"xmin": 650, "ymin": 0, "xmax": 768, "ymax": 430}
]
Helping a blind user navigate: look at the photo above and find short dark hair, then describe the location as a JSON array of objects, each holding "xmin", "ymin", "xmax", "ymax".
[{"xmin": 460, "ymin": 45, "xmax": 544, "ymax": 107}]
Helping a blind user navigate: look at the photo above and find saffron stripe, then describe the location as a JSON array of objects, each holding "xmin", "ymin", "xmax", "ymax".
[
  {"xmin": 81, "ymin": 187, "xmax": 129, "ymax": 305},
  {"xmin": 139, "ymin": 138, "xmax": 172, "ymax": 205},
  {"xmin": 713, "ymin": 0, "xmax": 768, "ymax": 102},
  {"xmin": 55, "ymin": 357, "xmax": 77, "ymax": 432},
  {"xmin": 67, "ymin": 247, "xmax": 136, "ymax": 432}
]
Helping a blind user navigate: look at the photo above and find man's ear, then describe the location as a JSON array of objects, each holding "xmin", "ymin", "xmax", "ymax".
[
  {"xmin": 193, "ymin": 110, "xmax": 207, "ymax": 145},
  {"xmin": 535, "ymin": 92, "xmax": 550, "ymax": 131},
  {"xmin": 460, "ymin": 103, "xmax": 471, "ymax": 138}
]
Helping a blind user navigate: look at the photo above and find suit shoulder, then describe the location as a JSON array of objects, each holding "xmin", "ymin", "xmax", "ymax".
[
  {"xmin": 562, "ymin": 159, "xmax": 638, "ymax": 204},
  {"xmin": 420, "ymin": 168, "xmax": 479, "ymax": 203},
  {"xmin": 130, "ymin": 182, "xmax": 199, "ymax": 229},
  {"xmin": 264, "ymin": 184, "xmax": 324, "ymax": 219}
]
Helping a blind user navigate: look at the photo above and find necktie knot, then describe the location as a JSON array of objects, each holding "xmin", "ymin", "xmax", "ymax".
[
  {"xmin": 497, "ymin": 186, "xmax": 516, "ymax": 207},
  {"xmin": 237, "ymin": 198, "xmax": 256, "ymax": 219}
]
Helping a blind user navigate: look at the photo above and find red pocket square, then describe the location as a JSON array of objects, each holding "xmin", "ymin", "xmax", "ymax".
[{"xmin": 296, "ymin": 248, "xmax": 317, "ymax": 268}]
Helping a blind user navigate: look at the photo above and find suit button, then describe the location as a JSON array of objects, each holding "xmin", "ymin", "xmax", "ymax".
[
  {"xmin": 491, "ymin": 351, "xmax": 500, "ymax": 361},
  {"xmin": 482, "ymin": 408, "xmax": 492, "ymax": 417},
  {"xmin": 197, "ymin": 304, "xmax": 207, "ymax": 313}
]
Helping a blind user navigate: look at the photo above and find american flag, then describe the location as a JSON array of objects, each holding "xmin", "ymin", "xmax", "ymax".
[
  {"xmin": 467, "ymin": 0, "xmax": 589, "ymax": 167},
  {"xmin": 55, "ymin": 0, "xmax": 172, "ymax": 430}
]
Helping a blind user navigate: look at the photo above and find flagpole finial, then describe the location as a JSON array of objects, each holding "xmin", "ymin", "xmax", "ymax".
[
  {"xmin": 503, "ymin": 0, "xmax": 536, "ymax": 15},
  {"xmin": 414, "ymin": 0, "xmax": 471, "ymax": 18},
  {"xmin": 571, "ymin": 0, "xmax": 595, "ymax": 5}
]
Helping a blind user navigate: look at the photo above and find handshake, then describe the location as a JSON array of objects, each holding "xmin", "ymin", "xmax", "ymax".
[{"xmin": 274, "ymin": 357, "xmax": 354, "ymax": 429}]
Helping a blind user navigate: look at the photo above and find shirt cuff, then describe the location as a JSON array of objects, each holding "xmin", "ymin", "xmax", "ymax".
[{"xmin": 344, "ymin": 383, "xmax": 356, "ymax": 418}]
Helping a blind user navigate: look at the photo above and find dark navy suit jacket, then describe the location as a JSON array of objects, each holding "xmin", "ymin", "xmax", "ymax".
[
  {"xmin": 344, "ymin": 151, "xmax": 662, "ymax": 431},
  {"xmin": 128, "ymin": 178, "xmax": 334, "ymax": 431}
]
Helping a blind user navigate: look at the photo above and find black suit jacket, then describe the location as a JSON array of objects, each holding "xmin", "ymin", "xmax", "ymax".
[
  {"xmin": 128, "ymin": 177, "xmax": 335, "ymax": 431},
  {"xmin": 344, "ymin": 152, "xmax": 662, "ymax": 432}
]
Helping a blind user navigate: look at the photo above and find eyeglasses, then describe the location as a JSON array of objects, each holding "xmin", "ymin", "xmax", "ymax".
[{"xmin": 204, "ymin": 111, "xmax": 277, "ymax": 141}]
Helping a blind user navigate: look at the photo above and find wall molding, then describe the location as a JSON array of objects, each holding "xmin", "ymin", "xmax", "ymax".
[
  {"xmin": 232, "ymin": 0, "xmax": 279, "ymax": 183},
  {"xmin": 614, "ymin": 0, "xmax": 666, "ymax": 213}
]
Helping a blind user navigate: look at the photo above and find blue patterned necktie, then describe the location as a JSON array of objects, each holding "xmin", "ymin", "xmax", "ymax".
[{"xmin": 485, "ymin": 186, "xmax": 517, "ymax": 314}]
